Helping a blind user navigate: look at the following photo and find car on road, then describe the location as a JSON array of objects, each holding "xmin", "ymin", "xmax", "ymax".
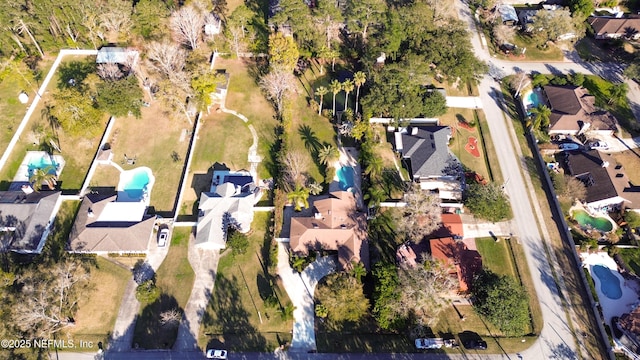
[
  {"xmin": 462, "ymin": 339, "xmax": 487, "ymax": 350},
  {"xmin": 559, "ymin": 142, "xmax": 580, "ymax": 151},
  {"xmin": 415, "ymin": 338, "xmax": 444, "ymax": 349},
  {"xmin": 157, "ymin": 228, "xmax": 169, "ymax": 247},
  {"xmin": 206, "ymin": 349, "xmax": 227, "ymax": 359}
]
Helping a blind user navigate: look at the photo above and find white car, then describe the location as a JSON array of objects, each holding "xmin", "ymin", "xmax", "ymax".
[
  {"xmin": 559, "ymin": 142, "xmax": 580, "ymax": 151},
  {"xmin": 588, "ymin": 140, "xmax": 609, "ymax": 150},
  {"xmin": 206, "ymin": 349, "xmax": 227, "ymax": 359},
  {"xmin": 415, "ymin": 338, "xmax": 444, "ymax": 349},
  {"xmin": 157, "ymin": 228, "xmax": 169, "ymax": 247}
]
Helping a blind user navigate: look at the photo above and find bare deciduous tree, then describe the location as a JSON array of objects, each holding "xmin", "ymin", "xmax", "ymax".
[
  {"xmin": 259, "ymin": 67, "xmax": 296, "ymax": 117},
  {"xmin": 99, "ymin": 0, "xmax": 133, "ymax": 42},
  {"xmin": 81, "ymin": 3, "xmax": 105, "ymax": 49},
  {"xmin": 160, "ymin": 308, "xmax": 182, "ymax": 327},
  {"xmin": 493, "ymin": 24, "xmax": 516, "ymax": 46},
  {"xmin": 13, "ymin": 260, "xmax": 90, "ymax": 337},
  {"xmin": 396, "ymin": 183, "xmax": 442, "ymax": 242},
  {"xmin": 14, "ymin": 19, "xmax": 44, "ymax": 57},
  {"xmin": 170, "ymin": 5, "xmax": 205, "ymax": 50},
  {"xmin": 146, "ymin": 41, "xmax": 187, "ymax": 78},
  {"xmin": 97, "ymin": 63, "xmax": 124, "ymax": 81},
  {"xmin": 279, "ymin": 150, "xmax": 310, "ymax": 189}
]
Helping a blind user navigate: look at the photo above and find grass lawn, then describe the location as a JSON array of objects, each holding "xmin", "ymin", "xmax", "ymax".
[
  {"xmin": 315, "ymin": 316, "xmax": 412, "ymax": 353},
  {"xmin": 619, "ymin": 248, "xmax": 640, "ymax": 276},
  {"xmin": 582, "ymin": 75, "xmax": 638, "ymax": 136},
  {"xmin": 486, "ymin": 30, "xmax": 564, "ymax": 61},
  {"xmin": 200, "ymin": 212, "xmax": 293, "ymax": 351},
  {"xmin": 88, "ymin": 103, "xmax": 191, "ymax": 213},
  {"xmin": 0, "ymin": 55, "xmax": 106, "ymax": 192},
  {"xmin": 133, "ymin": 228, "xmax": 195, "ymax": 349},
  {"xmin": 66, "ymin": 257, "xmax": 131, "ymax": 349},
  {"xmin": 439, "ymin": 108, "xmax": 491, "ymax": 180},
  {"xmin": 612, "ymin": 150, "xmax": 640, "ymax": 184},
  {"xmin": 475, "ymin": 237, "xmax": 517, "ymax": 278}
]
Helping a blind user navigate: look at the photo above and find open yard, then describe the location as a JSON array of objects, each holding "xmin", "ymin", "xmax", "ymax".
[
  {"xmin": 87, "ymin": 102, "xmax": 191, "ymax": 214},
  {"xmin": 475, "ymin": 237, "xmax": 517, "ymax": 278},
  {"xmin": 620, "ymin": 248, "xmax": 640, "ymax": 276},
  {"xmin": 66, "ymin": 257, "xmax": 131, "ymax": 349},
  {"xmin": 199, "ymin": 212, "xmax": 293, "ymax": 351},
  {"xmin": 0, "ymin": 55, "xmax": 107, "ymax": 192},
  {"xmin": 612, "ymin": 150, "xmax": 640, "ymax": 184},
  {"xmin": 133, "ymin": 228, "xmax": 195, "ymax": 349}
]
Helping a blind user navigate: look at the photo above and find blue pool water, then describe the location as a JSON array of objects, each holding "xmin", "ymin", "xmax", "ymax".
[
  {"xmin": 123, "ymin": 169, "xmax": 150, "ymax": 200},
  {"xmin": 336, "ymin": 166, "xmax": 355, "ymax": 191},
  {"xmin": 592, "ymin": 265, "xmax": 622, "ymax": 300},
  {"xmin": 524, "ymin": 91, "xmax": 541, "ymax": 115},
  {"xmin": 28, "ymin": 154, "xmax": 57, "ymax": 176}
]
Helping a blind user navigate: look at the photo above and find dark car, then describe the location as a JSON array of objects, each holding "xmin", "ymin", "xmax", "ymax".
[{"xmin": 463, "ymin": 339, "xmax": 487, "ymax": 350}]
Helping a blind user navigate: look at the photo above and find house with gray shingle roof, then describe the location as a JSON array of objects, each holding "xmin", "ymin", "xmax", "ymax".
[
  {"xmin": 68, "ymin": 192, "xmax": 155, "ymax": 254},
  {"xmin": 394, "ymin": 126, "xmax": 463, "ymax": 202},
  {"xmin": 0, "ymin": 191, "xmax": 61, "ymax": 254}
]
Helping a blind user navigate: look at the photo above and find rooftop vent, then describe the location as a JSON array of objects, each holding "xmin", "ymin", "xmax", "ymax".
[
  {"xmin": 312, "ymin": 223, "xmax": 319, "ymax": 229},
  {"xmin": 411, "ymin": 127, "xmax": 418, "ymax": 135}
]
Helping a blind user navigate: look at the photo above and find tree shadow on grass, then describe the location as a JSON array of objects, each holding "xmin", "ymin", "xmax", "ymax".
[
  {"xmin": 57, "ymin": 60, "xmax": 95, "ymax": 91},
  {"xmin": 133, "ymin": 293, "xmax": 183, "ymax": 349},
  {"xmin": 298, "ymin": 124, "xmax": 321, "ymax": 154},
  {"xmin": 201, "ymin": 274, "xmax": 267, "ymax": 351}
]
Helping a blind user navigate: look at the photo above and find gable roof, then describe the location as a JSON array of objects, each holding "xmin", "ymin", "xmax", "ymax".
[
  {"xmin": 563, "ymin": 150, "xmax": 619, "ymax": 205},
  {"xmin": 543, "ymin": 85, "xmax": 617, "ymax": 133},
  {"xmin": 498, "ymin": 4, "xmax": 518, "ymax": 23},
  {"xmin": 68, "ymin": 193, "xmax": 155, "ymax": 253},
  {"xmin": 96, "ymin": 47, "xmax": 139, "ymax": 65},
  {"xmin": 588, "ymin": 17, "xmax": 640, "ymax": 37},
  {"xmin": 431, "ymin": 213, "xmax": 464, "ymax": 239},
  {"xmin": 289, "ymin": 191, "xmax": 368, "ymax": 270},
  {"xmin": 429, "ymin": 238, "xmax": 481, "ymax": 292},
  {"xmin": 0, "ymin": 191, "xmax": 60, "ymax": 253},
  {"xmin": 396, "ymin": 126, "xmax": 457, "ymax": 180}
]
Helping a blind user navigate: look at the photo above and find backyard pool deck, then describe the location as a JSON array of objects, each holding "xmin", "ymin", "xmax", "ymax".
[
  {"xmin": 582, "ymin": 252, "xmax": 640, "ymax": 323},
  {"xmin": 10, "ymin": 151, "xmax": 65, "ymax": 190},
  {"xmin": 330, "ymin": 147, "xmax": 363, "ymax": 210}
]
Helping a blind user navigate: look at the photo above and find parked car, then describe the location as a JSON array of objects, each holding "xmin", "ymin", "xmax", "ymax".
[
  {"xmin": 462, "ymin": 339, "xmax": 487, "ymax": 350},
  {"xmin": 157, "ymin": 228, "xmax": 169, "ymax": 247},
  {"xmin": 206, "ymin": 349, "xmax": 227, "ymax": 359},
  {"xmin": 559, "ymin": 142, "xmax": 580, "ymax": 151},
  {"xmin": 415, "ymin": 338, "xmax": 444, "ymax": 349},
  {"xmin": 588, "ymin": 140, "xmax": 609, "ymax": 150}
]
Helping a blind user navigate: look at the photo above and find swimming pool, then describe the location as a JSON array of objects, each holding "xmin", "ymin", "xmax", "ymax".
[
  {"xmin": 117, "ymin": 167, "xmax": 154, "ymax": 203},
  {"xmin": 523, "ymin": 91, "xmax": 541, "ymax": 115},
  {"xmin": 592, "ymin": 264, "xmax": 622, "ymax": 299},
  {"xmin": 28, "ymin": 154, "xmax": 58, "ymax": 174},
  {"xmin": 336, "ymin": 166, "xmax": 355, "ymax": 191},
  {"xmin": 10, "ymin": 151, "xmax": 66, "ymax": 189},
  {"xmin": 572, "ymin": 210, "xmax": 613, "ymax": 232}
]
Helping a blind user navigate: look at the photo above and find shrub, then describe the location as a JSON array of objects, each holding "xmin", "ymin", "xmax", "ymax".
[
  {"xmin": 136, "ymin": 280, "xmax": 161, "ymax": 303},
  {"xmin": 227, "ymin": 229, "xmax": 249, "ymax": 256},
  {"xmin": 464, "ymin": 183, "xmax": 511, "ymax": 222}
]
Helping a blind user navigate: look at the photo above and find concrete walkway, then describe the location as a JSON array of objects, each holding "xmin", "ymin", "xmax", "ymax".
[
  {"xmin": 174, "ymin": 240, "xmax": 221, "ymax": 350},
  {"xmin": 220, "ymin": 107, "xmax": 261, "ymax": 183},
  {"xmin": 276, "ymin": 243, "xmax": 337, "ymax": 352},
  {"xmin": 460, "ymin": 214, "xmax": 513, "ymax": 239}
]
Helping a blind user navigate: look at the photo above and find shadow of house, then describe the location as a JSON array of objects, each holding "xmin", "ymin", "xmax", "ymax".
[
  {"xmin": 67, "ymin": 192, "xmax": 155, "ymax": 254},
  {"xmin": 0, "ymin": 191, "xmax": 60, "ymax": 254},
  {"xmin": 560, "ymin": 149, "xmax": 640, "ymax": 212},
  {"xmin": 542, "ymin": 85, "xmax": 618, "ymax": 136},
  {"xmin": 289, "ymin": 191, "xmax": 368, "ymax": 270},
  {"xmin": 195, "ymin": 170, "xmax": 262, "ymax": 250}
]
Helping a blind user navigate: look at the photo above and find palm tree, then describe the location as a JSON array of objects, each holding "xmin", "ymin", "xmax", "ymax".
[
  {"xmin": 609, "ymin": 83, "xmax": 629, "ymax": 105},
  {"xmin": 364, "ymin": 185, "xmax": 386, "ymax": 207},
  {"xmin": 349, "ymin": 261, "xmax": 367, "ymax": 282},
  {"xmin": 317, "ymin": 144, "xmax": 339, "ymax": 166},
  {"xmin": 29, "ymin": 166, "xmax": 57, "ymax": 192},
  {"xmin": 308, "ymin": 181, "xmax": 323, "ymax": 195},
  {"xmin": 287, "ymin": 185, "xmax": 310, "ymax": 211},
  {"xmin": 364, "ymin": 155, "xmax": 384, "ymax": 179},
  {"xmin": 330, "ymin": 79, "xmax": 341, "ymax": 116},
  {"xmin": 529, "ymin": 104, "xmax": 551, "ymax": 131},
  {"xmin": 354, "ymin": 71, "xmax": 366, "ymax": 114},
  {"xmin": 342, "ymin": 79, "xmax": 354, "ymax": 111},
  {"xmin": 292, "ymin": 256, "xmax": 307, "ymax": 273},
  {"xmin": 316, "ymin": 86, "xmax": 328, "ymax": 115}
]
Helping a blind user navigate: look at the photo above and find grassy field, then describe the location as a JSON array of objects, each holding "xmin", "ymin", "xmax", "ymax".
[
  {"xmin": 583, "ymin": 75, "xmax": 638, "ymax": 136},
  {"xmin": 475, "ymin": 237, "xmax": 517, "ymax": 278},
  {"xmin": 66, "ymin": 257, "xmax": 131, "ymax": 349},
  {"xmin": 612, "ymin": 150, "xmax": 640, "ymax": 184},
  {"xmin": 133, "ymin": 228, "xmax": 195, "ymax": 349},
  {"xmin": 88, "ymin": 103, "xmax": 191, "ymax": 213},
  {"xmin": 439, "ymin": 108, "xmax": 491, "ymax": 180},
  {"xmin": 501, "ymin": 81, "xmax": 611, "ymax": 357},
  {"xmin": 200, "ymin": 212, "xmax": 293, "ymax": 351},
  {"xmin": 0, "ymin": 55, "xmax": 107, "ymax": 192}
]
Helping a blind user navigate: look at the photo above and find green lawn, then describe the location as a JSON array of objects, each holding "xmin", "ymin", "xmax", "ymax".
[
  {"xmin": 619, "ymin": 248, "xmax": 640, "ymax": 276},
  {"xmin": 66, "ymin": 257, "xmax": 131, "ymax": 349},
  {"xmin": 490, "ymin": 32, "xmax": 564, "ymax": 61},
  {"xmin": 583, "ymin": 75, "xmax": 638, "ymax": 136},
  {"xmin": 200, "ymin": 212, "xmax": 293, "ymax": 351},
  {"xmin": 133, "ymin": 228, "xmax": 195, "ymax": 349},
  {"xmin": 475, "ymin": 237, "xmax": 517, "ymax": 278}
]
